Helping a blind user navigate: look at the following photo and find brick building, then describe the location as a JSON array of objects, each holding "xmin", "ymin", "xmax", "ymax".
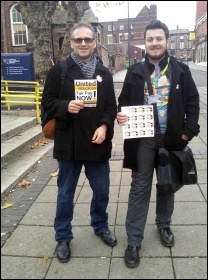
[
  {"xmin": 1, "ymin": 2, "xmax": 105, "ymax": 62},
  {"xmin": 1, "ymin": 1, "xmax": 27, "ymax": 54},
  {"xmin": 167, "ymin": 27, "xmax": 195, "ymax": 63},
  {"xmin": 194, "ymin": 1, "xmax": 207, "ymax": 64},
  {"xmin": 100, "ymin": 3, "xmax": 196, "ymax": 65},
  {"xmin": 100, "ymin": 4, "xmax": 157, "ymax": 65}
]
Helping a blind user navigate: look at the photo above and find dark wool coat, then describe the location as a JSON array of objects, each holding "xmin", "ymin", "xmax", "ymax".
[
  {"xmin": 42, "ymin": 57, "xmax": 117, "ymax": 161},
  {"xmin": 118, "ymin": 53, "xmax": 200, "ymax": 171}
]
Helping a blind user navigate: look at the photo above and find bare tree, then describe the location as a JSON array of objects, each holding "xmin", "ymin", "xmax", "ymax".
[
  {"xmin": 16, "ymin": 1, "xmax": 58, "ymax": 84},
  {"xmin": 16, "ymin": 1, "xmax": 89, "ymax": 84},
  {"xmin": 60, "ymin": 1, "xmax": 90, "ymax": 58}
]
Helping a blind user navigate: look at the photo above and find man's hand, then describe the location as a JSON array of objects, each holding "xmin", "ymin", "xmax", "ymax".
[
  {"xmin": 67, "ymin": 100, "xmax": 85, "ymax": 114},
  {"xmin": 182, "ymin": 134, "xmax": 188, "ymax": 141},
  {"xmin": 117, "ymin": 112, "xmax": 128, "ymax": 126},
  {"xmin": 92, "ymin": 124, "xmax": 108, "ymax": 144}
]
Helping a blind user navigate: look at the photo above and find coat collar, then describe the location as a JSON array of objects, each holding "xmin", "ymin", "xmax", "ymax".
[
  {"xmin": 130, "ymin": 52, "xmax": 184, "ymax": 93},
  {"xmin": 145, "ymin": 51, "xmax": 170, "ymax": 74}
]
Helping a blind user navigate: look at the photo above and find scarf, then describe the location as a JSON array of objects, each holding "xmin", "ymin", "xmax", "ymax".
[{"xmin": 71, "ymin": 52, "xmax": 97, "ymax": 79}]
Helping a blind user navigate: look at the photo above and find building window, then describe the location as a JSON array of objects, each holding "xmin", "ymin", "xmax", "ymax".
[
  {"xmin": 180, "ymin": 35, "xmax": 184, "ymax": 40},
  {"xmin": 171, "ymin": 42, "xmax": 175, "ymax": 49},
  {"xmin": 131, "ymin": 25, "xmax": 133, "ymax": 30},
  {"xmin": 107, "ymin": 35, "xmax": 113, "ymax": 44},
  {"xmin": 180, "ymin": 42, "xmax": 184, "ymax": 49},
  {"xmin": 10, "ymin": 5, "xmax": 28, "ymax": 46},
  {"xmin": 119, "ymin": 34, "xmax": 123, "ymax": 43},
  {"xmin": 201, "ymin": 43, "xmax": 205, "ymax": 62},
  {"xmin": 108, "ymin": 24, "xmax": 115, "ymax": 32},
  {"xmin": 124, "ymin": 33, "xmax": 128, "ymax": 40},
  {"xmin": 59, "ymin": 37, "xmax": 64, "ymax": 50},
  {"xmin": 120, "ymin": 25, "xmax": 124, "ymax": 30}
]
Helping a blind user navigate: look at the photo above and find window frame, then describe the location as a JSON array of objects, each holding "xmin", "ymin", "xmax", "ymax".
[
  {"xmin": 107, "ymin": 34, "xmax": 113, "ymax": 44},
  {"xmin": 119, "ymin": 33, "xmax": 123, "ymax": 43},
  {"xmin": 10, "ymin": 4, "xmax": 28, "ymax": 46},
  {"xmin": 124, "ymin": 33, "xmax": 128, "ymax": 40}
]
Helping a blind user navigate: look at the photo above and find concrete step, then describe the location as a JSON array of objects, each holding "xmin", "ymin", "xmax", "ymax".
[
  {"xmin": 1, "ymin": 115, "xmax": 37, "ymax": 142},
  {"xmin": 1, "ymin": 107, "xmax": 37, "ymax": 117},
  {"xmin": 1, "ymin": 113, "xmax": 55, "ymax": 199},
  {"xmin": 1, "ymin": 124, "xmax": 45, "ymax": 169},
  {"xmin": 1, "ymin": 138, "xmax": 54, "ymax": 199}
]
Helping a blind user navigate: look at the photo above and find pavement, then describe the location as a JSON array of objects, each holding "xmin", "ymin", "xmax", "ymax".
[
  {"xmin": 1, "ymin": 62, "xmax": 207, "ymax": 279},
  {"xmin": 113, "ymin": 60, "xmax": 207, "ymax": 82}
]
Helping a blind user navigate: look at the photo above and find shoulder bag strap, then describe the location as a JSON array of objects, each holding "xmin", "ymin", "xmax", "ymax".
[{"xmin": 59, "ymin": 59, "xmax": 68, "ymax": 90}]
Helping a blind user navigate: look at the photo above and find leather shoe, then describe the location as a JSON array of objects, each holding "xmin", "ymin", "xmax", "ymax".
[
  {"xmin": 124, "ymin": 245, "xmax": 141, "ymax": 268},
  {"xmin": 57, "ymin": 242, "xmax": 71, "ymax": 263},
  {"xmin": 159, "ymin": 227, "xmax": 175, "ymax": 247},
  {"xmin": 95, "ymin": 229, "xmax": 117, "ymax": 246}
]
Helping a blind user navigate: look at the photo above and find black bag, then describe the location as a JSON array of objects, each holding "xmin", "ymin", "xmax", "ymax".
[{"xmin": 156, "ymin": 146, "xmax": 198, "ymax": 193}]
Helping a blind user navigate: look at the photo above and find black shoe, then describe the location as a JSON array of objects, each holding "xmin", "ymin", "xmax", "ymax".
[
  {"xmin": 159, "ymin": 227, "xmax": 175, "ymax": 247},
  {"xmin": 57, "ymin": 242, "xmax": 71, "ymax": 263},
  {"xmin": 95, "ymin": 229, "xmax": 117, "ymax": 247},
  {"xmin": 124, "ymin": 245, "xmax": 141, "ymax": 268}
]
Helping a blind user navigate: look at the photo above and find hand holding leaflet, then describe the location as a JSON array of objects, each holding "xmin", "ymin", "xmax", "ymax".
[{"xmin": 121, "ymin": 105, "xmax": 154, "ymax": 139}]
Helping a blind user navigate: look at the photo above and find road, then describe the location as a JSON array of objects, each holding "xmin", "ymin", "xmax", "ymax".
[
  {"xmin": 114, "ymin": 68, "xmax": 207, "ymax": 89},
  {"xmin": 191, "ymin": 69, "xmax": 207, "ymax": 87}
]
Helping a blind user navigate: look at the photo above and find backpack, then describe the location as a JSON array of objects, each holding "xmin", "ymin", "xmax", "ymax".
[{"xmin": 41, "ymin": 59, "xmax": 68, "ymax": 128}]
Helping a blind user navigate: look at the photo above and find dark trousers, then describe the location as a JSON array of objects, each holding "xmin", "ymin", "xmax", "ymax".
[
  {"xmin": 126, "ymin": 137, "xmax": 174, "ymax": 246},
  {"xmin": 54, "ymin": 160, "xmax": 110, "ymax": 242}
]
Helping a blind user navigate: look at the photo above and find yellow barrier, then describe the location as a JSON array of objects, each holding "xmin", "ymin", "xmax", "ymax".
[{"xmin": 1, "ymin": 80, "xmax": 43, "ymax": 124}]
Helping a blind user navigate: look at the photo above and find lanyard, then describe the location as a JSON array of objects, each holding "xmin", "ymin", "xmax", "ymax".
[
  {"xmin": 150, "ymin": 57, "xmax": 170, "ymax": 94},
  {"xmin": 160, "ymin": 57, "xmax": 170, "ymax": 76}
]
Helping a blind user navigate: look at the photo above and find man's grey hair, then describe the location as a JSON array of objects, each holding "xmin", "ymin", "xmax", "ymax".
[{"xmin": 70, "ymin": 21, "xmax": 95, "ymax": 39}]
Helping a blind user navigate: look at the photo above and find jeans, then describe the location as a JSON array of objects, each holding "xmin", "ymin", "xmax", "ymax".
[
  {"xmin": 126, "ymin": 137, "xmax": 174, "ymax": 246},
  {"xmin": 54, "ymin": 160, "xmax": 110, "ymax": 242}
]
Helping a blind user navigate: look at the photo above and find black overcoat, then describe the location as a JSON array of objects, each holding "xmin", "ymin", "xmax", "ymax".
[
  {"xmin": 118, "ymin": 54, "xmax": 200, "ymax": 171},
  {"xmin": 42, "ymin": 57, "xmax": 117, "ymax": 161}
]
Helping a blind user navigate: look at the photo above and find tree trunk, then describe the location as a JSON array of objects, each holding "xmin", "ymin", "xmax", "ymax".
[
  {"xmin": 16, "ymin": 1, "xmax": 58, "ymax": 84},
  {"xmin": 60, "ymin": 1, "xmax": 90, "ymax": 59},
  {"xmin": 16, "ymin": 1, "xmax": 90, "ymax": 83}
]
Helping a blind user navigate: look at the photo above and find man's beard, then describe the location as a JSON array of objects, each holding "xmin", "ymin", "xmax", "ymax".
[{"xmin": 148, "ymin": 51, "xmax": 165, "ymax": 62}]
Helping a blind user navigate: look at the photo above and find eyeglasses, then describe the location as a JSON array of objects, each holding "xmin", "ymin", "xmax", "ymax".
[{"xmin": 72, "ymin": 38, "xmax": 95, "ymax": 44}]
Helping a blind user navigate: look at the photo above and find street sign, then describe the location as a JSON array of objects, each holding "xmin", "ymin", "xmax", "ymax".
[
  {"xmin": 1, "ymin": 53, "xmax": 35, "ymax": 81},
  {"xmin": 1, "ymin": 53, "xmax": 35, "ymax": 92}
]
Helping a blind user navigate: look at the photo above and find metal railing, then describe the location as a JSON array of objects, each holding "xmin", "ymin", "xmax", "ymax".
[{"xmin": 1, "ymin": 80, "xmax": 43, "ymax": 124}]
